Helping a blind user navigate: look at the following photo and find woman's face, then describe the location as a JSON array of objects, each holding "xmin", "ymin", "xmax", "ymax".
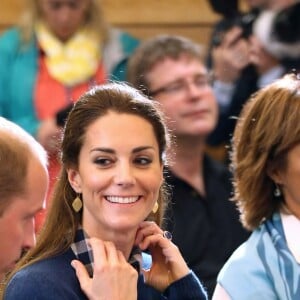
[
  {"xmin": 39, "ymin": 0, "xmax": 90, "ymax": 41},
  {"xmin": 68, "ymin": 111, "xmax": 163, "ymax": 236},
  {"xmin": 274, "ymin": 143, "xmax": 300, "ymax": 218}
]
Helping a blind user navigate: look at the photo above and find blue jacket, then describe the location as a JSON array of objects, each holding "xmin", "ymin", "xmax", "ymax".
[
  {"xmin": 4, "ymin": 248, "xmax": 207, "ymax": 300},
  {"xmin": 0, "ymin": 27, "xmax": 139, "ymax": 136}
]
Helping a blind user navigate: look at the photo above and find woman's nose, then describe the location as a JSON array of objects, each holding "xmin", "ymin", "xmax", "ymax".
[{"xmin": 114, "ymin": 163, "xmax": 136, "ymax": 187}]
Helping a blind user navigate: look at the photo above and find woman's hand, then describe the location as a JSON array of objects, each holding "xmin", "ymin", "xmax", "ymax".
[
  {"xmin": 135, "ymin": 221, "xmax": 190, "ymax": 292},
  {"xmin": 71, "ymin": 238, "xmax": 138, "ymax": 300}
]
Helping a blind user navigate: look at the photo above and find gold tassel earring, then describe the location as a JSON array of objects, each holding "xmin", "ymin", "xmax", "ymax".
[
  {"xmin": 152, "ymin": 201, "xmax": 159, "ymax": 214},
  {"xmin": 72, "ymin": 194, "xmax": 83, "ymax": 212}
]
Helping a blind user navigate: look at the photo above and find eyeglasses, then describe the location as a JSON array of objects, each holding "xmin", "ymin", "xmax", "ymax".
[{"xmin": 149, "ymin": 74, "xmax": 211, "ymax": 97}]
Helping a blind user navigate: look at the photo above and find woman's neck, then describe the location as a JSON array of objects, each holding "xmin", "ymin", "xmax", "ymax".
[{"xmin": 82, "ymin": 220, "xmax": 137, "ymax": 260}]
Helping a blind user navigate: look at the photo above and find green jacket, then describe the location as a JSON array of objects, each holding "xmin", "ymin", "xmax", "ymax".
[{"xmin": 0, "ymin": 27, "xmax": 139, "ymax": 136}]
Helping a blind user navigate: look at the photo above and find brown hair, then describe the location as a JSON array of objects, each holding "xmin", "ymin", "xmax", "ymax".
[
  {"xmin": 127, "ymin": 34, "xmax": 205, "ymax": 94},
  {"xmin": 231, "ymin": 73, "xmax": 300, "ymax": 230},
  {"xmin": 0, "ymin": 117, "xmax": 47, "ymax": 215},
  {"xmin": 12, "ymin": 82, "xmax": 170, "ymax": 270},
  {"xmin": 18, "ymin": 0, "xmax": 108, "ymax": 44}
]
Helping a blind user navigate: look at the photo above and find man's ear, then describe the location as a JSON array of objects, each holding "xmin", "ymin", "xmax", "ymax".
[{"xmin": 67, "ymin": 168, "xmax": 82, "ymax": 193}]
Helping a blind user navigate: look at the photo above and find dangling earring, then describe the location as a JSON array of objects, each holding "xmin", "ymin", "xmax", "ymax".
[
  {"xmin": 72, "ymin": 194, "xmax": 83, "ymax": 212},
  {"xmin": 152, "ymin": 201, "xmax": 159, "ymax": 214},
  {"xmin": 274, "ymin": 183, "xmax": 281, "ymax": 197}
]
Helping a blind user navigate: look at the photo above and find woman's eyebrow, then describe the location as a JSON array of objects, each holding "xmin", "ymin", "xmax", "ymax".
[
  {"xmin": 90, "ymin": 147, "xmax": 115, "ymax": 154},
  {"xmin": 89, "ymin": 146, "xmax": 155, "ymax": 154},
  {"xmin": 132, "ymin": 146, "xmax": 155, "ymax": 153}
]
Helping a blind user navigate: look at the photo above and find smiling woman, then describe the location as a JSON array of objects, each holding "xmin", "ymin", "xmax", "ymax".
[
  {"xmin": 3, "ymin": 82, "xmax": 207, "ymax": 300},
  {"xmin": 67, "ymin": 111, "xmax": 164, "ymax": 234}
]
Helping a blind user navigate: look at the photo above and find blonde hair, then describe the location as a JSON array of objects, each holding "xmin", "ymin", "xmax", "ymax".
[
  {"xmin": 231, "ymin": 73, "xmax": 300, "ymax": 230},
  {"xmin": 18, "ymin": 0, "xmax": 108, "ymax": 44}
]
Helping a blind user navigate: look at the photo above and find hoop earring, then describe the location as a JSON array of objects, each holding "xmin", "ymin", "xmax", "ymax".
[
  {"xmin": 274, "ymin": 184, "xmax": 281, "ymax": 197},
  {"xmin": 152, "ymin": 201, "xmax": 159, "ymax": 214},
  {"xmin": 72, "ymin": 194, "xmax": 83, "ymax": 212}
]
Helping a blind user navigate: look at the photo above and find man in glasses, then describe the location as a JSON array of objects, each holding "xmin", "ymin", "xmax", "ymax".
[{"xmin": 127, "ymin": 35, "xmax": 249, "ymax": 298}]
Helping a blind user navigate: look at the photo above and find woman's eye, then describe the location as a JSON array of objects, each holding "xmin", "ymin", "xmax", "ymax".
[
  {"xmin": 94, "ymin": 158, "xmax": 112, "ymax": 166},
  {"xmin": 134, "ymin": 157, "xmax": 152, "ymax": 166}
]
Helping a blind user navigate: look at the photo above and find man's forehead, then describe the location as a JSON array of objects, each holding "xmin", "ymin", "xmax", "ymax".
[{"xmin": 148, "ymin": 56, "xmax": 207, "ymax": 80}]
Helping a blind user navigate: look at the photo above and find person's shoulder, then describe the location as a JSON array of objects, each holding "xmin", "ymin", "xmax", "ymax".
[
  {"xmin": 217, "ymin": 230, "xmax": 274, "ymax": 298},
  {"xmin": 8, "ymin": 250, "xmax": 74, "ymax": 282},
  {"xmin": 4, "ymin": 250, "xmax": 79, "ymax": 299},
  {"xmin": 108, "ymin": 27, "xmax": 140, "ymax": 53},
  {"xmin": 4, "ymin": 262, "xmax": 57, "ymax": 299},
  {"xmin": 219, "ymin": 233, "xmax": 257, "ymax": 272},
  {"xmin": 0, "ymin": 27, "xmax": 22, "ymax": 48},
  {"xmin": 0, "ymin": 27, "xmax": 22, "ymax": 58}
]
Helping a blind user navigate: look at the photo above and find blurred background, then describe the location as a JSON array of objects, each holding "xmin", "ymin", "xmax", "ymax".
[{"xmin": 0, "ymin": 0, "xmax": 249, "ymax": 47}]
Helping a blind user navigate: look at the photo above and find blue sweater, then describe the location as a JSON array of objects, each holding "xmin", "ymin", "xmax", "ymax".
[{"xmin": 4, "ymin": 248, "xmax": 207, "ymax": 300}]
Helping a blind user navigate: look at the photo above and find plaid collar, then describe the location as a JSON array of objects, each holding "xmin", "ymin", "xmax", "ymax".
[{"xmin": 71, "ymin": 228, "xmax": 142, "ymax": 277}]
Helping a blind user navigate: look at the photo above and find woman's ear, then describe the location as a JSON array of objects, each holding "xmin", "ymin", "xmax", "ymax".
[
  {"xmin": 67, "ymin": 168, "xmax": 82, "ymax": 193},
  {"xmin": 266, "ymin": 162, "xmax": 283, "ymax": 184}
]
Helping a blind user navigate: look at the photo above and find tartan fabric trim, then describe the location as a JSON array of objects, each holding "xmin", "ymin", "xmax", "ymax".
[{"xmin": 71, "ymin": 228, "xmax": 142, "ymax": 276}]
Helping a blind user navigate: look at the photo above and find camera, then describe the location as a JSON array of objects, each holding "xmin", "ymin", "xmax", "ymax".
[{"xmin": 211, "ymin": 10, "xmax": 258, "ymax": 47}]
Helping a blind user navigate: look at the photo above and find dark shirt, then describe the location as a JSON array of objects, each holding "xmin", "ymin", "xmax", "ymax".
[
  {"xmin": 164, "ymin": 155, "xmax": 250, "ymax": 298},
  {"xmin": 208, "ymin": 65, "xmax": 258, "ymax": 148}
]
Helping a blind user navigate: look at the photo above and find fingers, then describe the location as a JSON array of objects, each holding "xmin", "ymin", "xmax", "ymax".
[
  {"xmin": 162, "ymin": 231, "xmax": 172, "ymax": 240},
  {"xmin": 221, "ymin": 26, "xmax": 243, "ymax": 48},
  {"xmin": 140, "ymin": 233, "xmax": 190, "ymax": 286},
  {"xmin": 88, "ymin": 238, "xmax": 106, "ymax": 257},
  {"xmin": 72, "ymin": 238, "xmax": 138, "ymax": 299},
  {"xmin": 138, "ymin": 232, "xmax": 173, "ymax": 254},
  {"xmin": 134, "ymin": 222, "xmax": 191, "ymax": 290},
  {"xmin": 71, "ymin": 260, "xmax": 90, "ymax": 292},
  {"xmin": 135, "ymin": 222, "xmax": 175, "ymax": 262},
  {"xmin": 88, "ymin": 238, "xmax": 127, "ymax": 273},
  {"xmin": 213, "ymin": 38, "xmax": 250, "ymax": 82},
  {"xmin": 135, "ymin": 221, "xmax": 163, "ymax": 246},
  {"xmin": 87, "ymin": 238, "xmax": 107, "ymax": 267}
]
